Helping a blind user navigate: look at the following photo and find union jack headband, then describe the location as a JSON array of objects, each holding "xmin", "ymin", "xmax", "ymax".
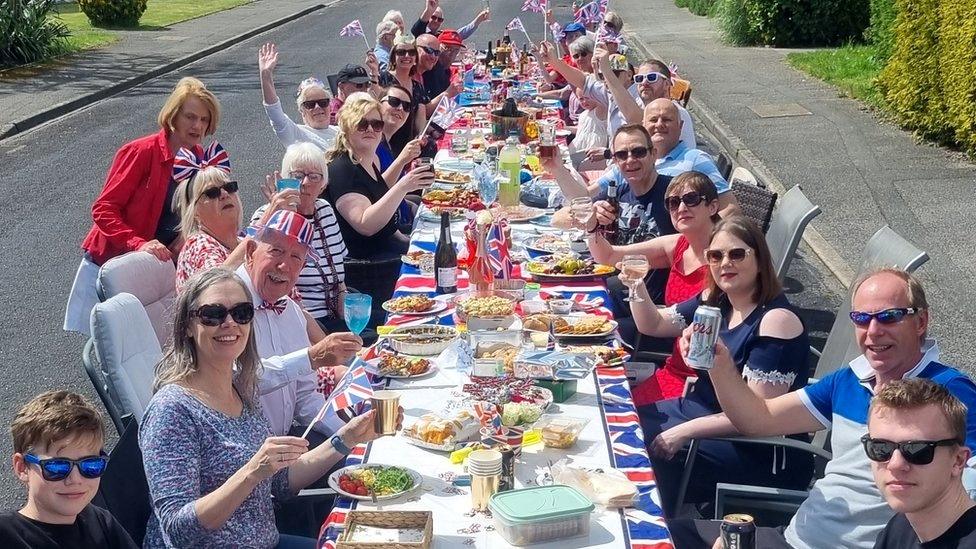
[{"xmin": 173, "ymin": 140, "xmax": 231, "ymax": 202}]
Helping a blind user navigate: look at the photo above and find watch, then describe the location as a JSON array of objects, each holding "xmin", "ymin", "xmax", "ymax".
[{"xmin": 330, "ymin": 434, "xmax": 352, "ymax": 456}]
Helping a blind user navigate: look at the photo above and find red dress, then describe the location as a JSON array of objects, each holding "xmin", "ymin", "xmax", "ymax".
[{"xmin": 631, "ymin": 235, "xmax": 708, "ymax": 405}]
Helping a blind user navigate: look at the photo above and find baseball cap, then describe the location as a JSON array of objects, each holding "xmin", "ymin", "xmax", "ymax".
[
  {"xmin": 439, "ymin": 29, "xmax": 464, "ymax": 48},
  {"xmin": 563, "ymin": 22, "xmax": 585, "ymax": 34},
  {"xmin": 337, "ymin": 64, "xmax": 371, "ymax": 84}
]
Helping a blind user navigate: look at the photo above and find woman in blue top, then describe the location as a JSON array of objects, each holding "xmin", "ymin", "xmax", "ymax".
[
  {"xmin": 139, "ymin": 268, "xmax": 398, "ymax": 548},
  {"xmin": 622, "ymin": 215, "xmax": 814, "ymax": 516}
]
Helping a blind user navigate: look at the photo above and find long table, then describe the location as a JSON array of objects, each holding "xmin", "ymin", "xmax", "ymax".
[{"xmin": 317, "ymin": 215, "xmax": 674, "ymax": 548}]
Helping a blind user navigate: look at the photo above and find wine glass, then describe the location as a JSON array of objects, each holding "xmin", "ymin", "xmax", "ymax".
[
  {"xmin": 479, "ymin": 173, "xmax": 501, "ymax": 208},
  {"xmin": 621, "ymin": 254, "xmax": 650, "ymax": 303},
  {"xmin": 569, "ymin": 196, "xmax": 593, "ymax": 243},
  {"xmin": 343, "ymin": 293, "xmax": 372, "ymax": 335}
]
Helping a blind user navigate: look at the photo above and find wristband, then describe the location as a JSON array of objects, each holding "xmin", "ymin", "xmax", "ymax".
[{"xmin": 330, "ymin": 434, "xmax": 353, "ymax": 456}]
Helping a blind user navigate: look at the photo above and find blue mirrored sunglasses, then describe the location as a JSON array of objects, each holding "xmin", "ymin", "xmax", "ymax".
[
  {"xmin": 25, "ymin": 453, "xmax": 109, "ymax": 481},
  {"xmin": 849, "ymin": 307, "xmax": 918, "ymax": 326}
]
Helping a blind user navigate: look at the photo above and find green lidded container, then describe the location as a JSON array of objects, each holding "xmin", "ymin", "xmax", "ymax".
[
  {"xmin": 488, "ymin": 485, "xmax": 595, "ymax": 545},
  {"xmin": 534, "ymin": 379, "xmax": 577, "ymax": 403}
]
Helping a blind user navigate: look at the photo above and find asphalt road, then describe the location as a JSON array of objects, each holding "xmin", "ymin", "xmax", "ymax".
[{"xmin": 0, "ymin": 0, "xmax": 843, "ymax": 509}]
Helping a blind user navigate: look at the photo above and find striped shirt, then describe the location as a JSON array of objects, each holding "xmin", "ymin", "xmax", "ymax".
[
  {"xmin": 251, "ymin": 200, "xmax": 347, "ymax": 320},
  {"xmin": 656, "ymin": 141, "xmax": 729, "ymax": 188}
]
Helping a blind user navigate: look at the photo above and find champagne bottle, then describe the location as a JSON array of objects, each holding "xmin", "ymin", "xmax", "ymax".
[
  {"xmin": 435, "ymin": 212, "xmax": 458, "ymax": 294},
  {"xmin": 602, "ymin": 178, "xmax": 620, "ymax": 243}
]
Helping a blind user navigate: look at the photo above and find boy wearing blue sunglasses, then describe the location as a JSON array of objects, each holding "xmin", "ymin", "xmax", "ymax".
[{"xmin": 0, "ymin": 391, "xmax": 136, "ymax": 548}]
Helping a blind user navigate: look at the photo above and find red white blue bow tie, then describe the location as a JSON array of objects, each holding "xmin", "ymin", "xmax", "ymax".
[{"xmin": 257, "ymin": 299, "xmax": 288, "ymax": 315}]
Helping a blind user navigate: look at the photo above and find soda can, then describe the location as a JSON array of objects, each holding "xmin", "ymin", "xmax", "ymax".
[
  {"xmin": 498, "ymin": 444, "xmax": 516, "ymax": 492},
  {"xmin": 721, "ymin": 514, "xmax": 756, "ymax": 549},
  {"xmin": 686, "ymin": 305, "xmax": 722, "ymax": 370}
]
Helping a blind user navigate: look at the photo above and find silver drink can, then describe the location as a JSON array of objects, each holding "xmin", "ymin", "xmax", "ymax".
[{"xmin": 687, "ymin": 305, "xmax": 722, "ymax": 370}]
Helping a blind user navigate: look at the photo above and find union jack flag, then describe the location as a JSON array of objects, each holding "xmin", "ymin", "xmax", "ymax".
[
  {"xmin": 323, "ymin": 359, "xmax": 373, "ymax": 418},
  {"xmin": 172, "ymin": 141, "xmax": 230, "ymax": 183},
  {"xmin": 574, "ymin": 1, "xmax": 603, "ymax": 24},
  {"xmin": 521, "ymin": 0, "xmax": 545, "ymax": 13},
  {"xmin": 487, "ymin": 219, "xmax": 512, "ymax": 279},
  {"xmin": 506, "ymin": 16, "xmax": 526, "ymax": 33},
  {"xmin": 339, "ymin": 19, "xmax": 365, "ymax": 38},
  {"xmin": 430, "ymin": 95, "xmax": 460, "ymax": 130},
  {"xmin": 550, "ymin": 21, "xmax": 564, "ymax": 40}
]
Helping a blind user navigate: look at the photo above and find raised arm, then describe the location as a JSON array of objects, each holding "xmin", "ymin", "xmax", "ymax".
[
  {"xmin": 593, "ymin": 46, "xmax": 642, "ymax": 125},
  {"xmin": 334, "ymin": 168, "xmax": 431, "ymax": 236},
  {"xmin": 587, "ymin": 231, "xmax": 679, "ymax": 270},
  {"xmin": 383, "ymin": 138, "xmax": 423, "ymax": 187},
  {"xmin": 626, "ymin": 283, "xmax": 686, "ymax": 338},
  {"xmin": 458, "ymin": 9, "xmax": 490, "ymax": 40},
  {"xmin": 257, "ymin": 43, "xmax": 280, "ymax": 105},
  {"xmin": 538, "ymin": 41, "xmax": 588, "ymax": 91}
]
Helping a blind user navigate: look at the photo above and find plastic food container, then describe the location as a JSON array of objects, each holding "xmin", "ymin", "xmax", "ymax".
[
  {"xmin": 489, "ymin": 485, "xmax": 595, "ymax": 545},
  {"xmin": 533, "ymin": 415, "xmax": 589, "ymax": 448}
]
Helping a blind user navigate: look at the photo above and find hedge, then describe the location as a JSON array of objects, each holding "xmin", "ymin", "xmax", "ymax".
[
  {"xmin": 866, "ymin": 0, "xmax": 897, "ymax": 61},
  {"xmin": 675, "ymin": 0, "xmax": 717, "ymax": 16},
  {"xmin": 878, "ymin": 0, "xmax": 976, "ymax": 154},
  {"xmin": 716, "ymin": 0, "xmax": 869, "ymax": 47}
]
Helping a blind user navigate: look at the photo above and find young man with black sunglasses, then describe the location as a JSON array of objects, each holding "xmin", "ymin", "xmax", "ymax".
[
  {"xmin": 667, "ymin": 267, "xmax": 976, "ymax": 548},
  {"xmin": 0, "ymin": 391, "xmax": 136, "ymax": 548},
  {"xmin": 868, "ymin": 379, "xmax": 976, "ymax": 548}
]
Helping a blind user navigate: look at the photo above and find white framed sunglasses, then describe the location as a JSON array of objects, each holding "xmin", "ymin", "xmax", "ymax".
[{"xmin": 634, "ymin": 72, "xmax": 670, "ymax": 84}]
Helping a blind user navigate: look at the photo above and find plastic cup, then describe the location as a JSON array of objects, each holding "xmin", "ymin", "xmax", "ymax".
[
  {"xmin": 276, "ymin": 178, "xmax": 301, "ymax": 192},
  {"xmin": 371, "ymin": 390, "xmax": 400, "ymax": 436}
]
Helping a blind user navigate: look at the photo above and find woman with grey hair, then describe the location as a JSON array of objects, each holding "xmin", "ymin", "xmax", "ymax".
[
  {"xmin": 382, "ymin": 9, "xmax": 405, "ymax": 33},
  {"xmin": 258, "ymin": 42, "xmax": 337, "ymax": 151},
  {"xmin": 253, "ymin": 142, "xmax": 349, "ymax": 331},
  {"xmin": 374, "ymin": 19, "xmax": 398, "ymax": 72},
  {"xmin": 140, "ymin": 268, "xmax": 394, "ymax": 548}
]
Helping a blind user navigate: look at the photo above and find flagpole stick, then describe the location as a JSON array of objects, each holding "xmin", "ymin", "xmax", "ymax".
[
  {"xmin": 363, "ymin": 34, "xmax": 371, "ymax": 52},
  {"xmin": 300, "ymin": 401, "xmax": 330, "ymax": 440},
  {"xmin": 419, "ymin": 96, "xmax": 443, "ymax": 137}
]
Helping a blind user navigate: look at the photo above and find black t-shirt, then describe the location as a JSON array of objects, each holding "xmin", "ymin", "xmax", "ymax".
[
  {"xmin": 325, "ymin": 154, "xmax": 404, "ymax": 259},
  {"xmin": 154, "ymin": 177, "xmax": 180, "ymax": 246},
  {"xmin": 0, "ymin": 505, "xmax": 137, "ymax": 549},
  {"xmin": 594, "ymin": 173, "xmax": 675, "ymax": 246},
  {"xmin": 378, "ymin": 72, "xmax": 430, "ymax": 157},
  {"xmin": 874, "ymin": 507, "xmax": 976, "ymax": 549},
  {"xmin": 423, "ymin": 62, "xmax": 452, "ymax": 98}
]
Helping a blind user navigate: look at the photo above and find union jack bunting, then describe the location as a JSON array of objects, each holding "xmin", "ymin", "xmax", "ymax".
[
  {"xmin": 521, "ymin": 0, "xmax": 545, "ymax": 13},
  {"xmin": 574, "ymin": 1, "xmax": 602, "ymax": 24},
  {"xmin": 323, "ymin": 360, "xmax": 373, "ymax": 418},
  {"xmin": 487, "ymin": 219, "xmax": 513, "ymax": 279},
  {"xmin": 430, "ymin": 96, "xmax": 461, "ymax": 130},
  {"xmin": 506, "ymin": 16, "xmax": 526, "ymax": 33},
  {"xmin": 339, "ymin": 19, "xmax": 365, "ymax": 38},
  {"xmin": 172, "ymin": 141, "xmax": 230, "ymax": 182}
]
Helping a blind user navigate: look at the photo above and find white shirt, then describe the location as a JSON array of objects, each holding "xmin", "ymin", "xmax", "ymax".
[
  {"xmin": 582, "ymin": 74, "xmax": 697, "ymax": 148},
  {"xmin": 237, "ymin": 265, "xmax": 342, "ymax": 437},
  {"xmin": 569, "ymin": 108, "xmax": 609, "ymax": 153},
  {"xmin": 263, "ymin": 100, "xmax": 338, "ymax": 152}
]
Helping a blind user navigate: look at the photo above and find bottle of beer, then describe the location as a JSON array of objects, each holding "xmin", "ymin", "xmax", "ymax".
[
  {"xmin": 602, "ymin": 178, "xmax": 620, "ymax": 243},
  {"xmin": 486, "ymin": 41, "xmax": 493, "ymax": 69},
  {"xmin": 435, "ymin": 212, "xmax": 458, "ymax": 294}
]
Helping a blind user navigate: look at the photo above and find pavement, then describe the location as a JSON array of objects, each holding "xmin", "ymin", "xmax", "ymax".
[
  {"xmin": 617, "ymin": 0, "xmax": 976, "ymax": 368},
  {"xmin": 0, "ymin": 0, "xmax": 841, "ymax": 508}
]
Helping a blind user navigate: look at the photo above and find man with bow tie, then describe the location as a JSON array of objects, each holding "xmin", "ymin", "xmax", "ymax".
[{"xmin": 235, "ymin": 209, "xmax": 363, "ymax": 438}]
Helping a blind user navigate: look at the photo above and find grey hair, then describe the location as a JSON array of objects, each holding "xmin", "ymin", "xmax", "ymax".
[
  {"xmin": 383, "ymin": 10, "xmax": 403, "ymax": 24},
  {"xmin": 154, "ymin": 268, "xmax": 262, "ymax": 408},
  {"xmin": 295, "ymin": 82, "xmax": 332, "ymax": 112},
  {"xmin": 376, "ymin": 19, "xmax": 398, "ymax": 38},
  {"xmin": 281, "ymin": 142, "xmax": 329, "ymax": 181},
  {"xmin": 569, "ymin": 36, "xmax": 595, "ymax": 56},
  {"xmin": 172, "ymin": 167, "xmax": 241, "ymax": 238}
]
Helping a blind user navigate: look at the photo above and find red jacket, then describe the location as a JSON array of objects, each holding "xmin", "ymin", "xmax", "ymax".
[{"xmin": 82, "ymin": 129, "xmax": 180, "ymax": 265}]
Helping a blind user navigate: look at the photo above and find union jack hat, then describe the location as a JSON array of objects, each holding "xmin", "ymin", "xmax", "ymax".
[{"xmin": 245, "ymin": 210, "xmax": 319, "ymax": 262}]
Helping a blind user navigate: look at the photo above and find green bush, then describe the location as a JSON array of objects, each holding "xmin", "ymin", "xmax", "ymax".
[
  {"xmin": 0, "ymin": 0, "xmax": 70, "ymax": 68},
  {"xmin": 878, "ymin": 0, "xmax": 976, "ymax": 154},
  {"xmin": 78, "ymin": 0, "xmax": 147, "ymax": 27},
  {"xmin": 675, "ymin": 0, "xmax": 717, "ymax": 16},
  {"xmin": 866, "ymin": 0, "xmax": 897, "ymax": 61},
  {"xmin": 716, "ymin": 0, "xmax": 869, "ymax": 47}
]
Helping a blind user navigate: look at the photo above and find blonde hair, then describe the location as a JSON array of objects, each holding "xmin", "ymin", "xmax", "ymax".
[
  {"xmin": 327, "ymin": 94, "xmax": 382, "ymax": 163},
  {"xmin": 11, "ymin": 391, "xmax": 104, "ymax": 454},
  {"xmin": 157, "ymin": 77, "xmax": 220, "ymax": 136},
  {"xmin": 172, "ymin": 167, "xmax": 241, "ymax": 238},
  {"xmin": 154, "ymin": 268, "xmax": 261, "ymax": 408}
]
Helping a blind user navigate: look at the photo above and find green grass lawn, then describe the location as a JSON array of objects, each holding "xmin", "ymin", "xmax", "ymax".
[
  {"xmin": 787, "ymin": 44, "xmax": 886, "ymax": 110},
  {"xmin": 52, "ymin": 0, "xmax": 252, "ymax": 54}
]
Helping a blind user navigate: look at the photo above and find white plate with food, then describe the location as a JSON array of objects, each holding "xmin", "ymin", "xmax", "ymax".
[
  {"xmin": 434, "ymin": 158, "xmax": 476, "ymax": 172},
  {"xmin": 525, "ymin": 254, "xmax": 616, "ymax": 281},
  {"xmin": 490, "ymin": 205, "xmax": 548, "ymax": 223},
  {"xmin": 370, "ymin": 354, "xmax": 437, "ymax": 379},
  {"xmin": 552, "ymin": 315, "xmax": 618, "ymax": 339},
  {"xmin": 401, "ymin": 250, "xmax": 432, "ymax": 267},
  {"xmin": 329, "ymin": 464, "xmax": 422, "ymax": 501},
  {"xmin": 382, "ymin": 295, "xmax": 447, "ymax": 316},
  {"xmin": 401, "ymin": 410, "xmax": 479, "ymax": 451},
  {"xmin": 387, "ymin": 325, "xmax": 459, "ymax": 356}
]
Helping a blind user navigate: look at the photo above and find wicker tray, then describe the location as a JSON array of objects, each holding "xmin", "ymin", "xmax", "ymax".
[{"xmin": 337, "ymin": 511, "xmax": 433, "ymax": 549}]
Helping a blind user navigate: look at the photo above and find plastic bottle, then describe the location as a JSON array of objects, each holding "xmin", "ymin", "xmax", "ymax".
[{"xmin": 498, "ymin": 134, "xmax": 522, "ymax": 207}]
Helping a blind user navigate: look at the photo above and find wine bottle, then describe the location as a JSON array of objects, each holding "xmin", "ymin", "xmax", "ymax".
[
  {"xmin": 435, "ymin": 212, "xmax": 458, "ymax": 294},
  {"xmin": 486, "ymin": 41, "xmax": 493, "ymax": 69},
  {"xmin": 602, "ymin": 178, "xmax": 620, "ymax": 243}
]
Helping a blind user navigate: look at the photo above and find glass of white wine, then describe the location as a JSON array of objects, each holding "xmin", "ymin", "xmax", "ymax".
[
  {"xmin": 569, "ymin": 196, "xmax": 593, "ymax": 243},
  {"xmin": 621, "ymin": 254, "xmax": 650, "ymax": 303}
]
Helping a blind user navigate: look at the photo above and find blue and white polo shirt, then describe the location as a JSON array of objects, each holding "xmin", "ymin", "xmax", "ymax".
[
  {"xmin": 655, "ymin": 141, "xmax": 729, "ymax": 190},
  {"xmin": 786, "ymin": 340, "xmax": 976, "ymax": 549}
]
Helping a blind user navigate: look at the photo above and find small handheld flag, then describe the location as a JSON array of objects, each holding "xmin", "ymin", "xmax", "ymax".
[{"xmin": 340, "ymin": 19, "xmax": 371, "ymax": 51}]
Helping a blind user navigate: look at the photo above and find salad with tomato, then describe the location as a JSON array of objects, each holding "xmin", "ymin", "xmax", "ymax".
[{"xmin": 336, "ymin": 465, "xmax": 415, "ymax": 498}]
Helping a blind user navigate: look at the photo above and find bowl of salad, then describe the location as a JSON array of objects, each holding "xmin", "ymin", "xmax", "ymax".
[{"xmin": 328, "ymin": 464, "xmax": 422, "ymax": 501}]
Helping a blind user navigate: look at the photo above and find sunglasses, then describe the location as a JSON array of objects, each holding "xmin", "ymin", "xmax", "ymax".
[
  {"xmin": 356, "ymin": 118, "xmax": 385, "ymax": 132},
  {"xmin": 603, "ymin": 21, "xmax": 618, "ymax": 31},
  {"xmin": 190, "ymin": 302, "xmax": 255, "ymax": 327},
  {"xmin": 634, "ymin": 72, "xmax": 669, "ymax": 84},
  {"xmin": 665, "ymin": 191, "xmax": 706, "ymax": 212},
  {"xmin": 861, "ymin": 435, "xmax": 960, "ymax": 465},
  {"xmin": 25, "ymin": 453, "xmax": 109, "ymax": 482},
  {"xmin": 301, "ymin": 98, "xmax": 331, "ymax": 110},
  {"xmin": 430, "ymin": 15, "xmax": 444, "ymax": 22},
  {"xmin": 290, "ymin": 171, "xmax": 324, "ymax": 183},
  {"xmin": 383, "ymin": 96, "xmax": 413, "ymax": 111},
  {"xmin": 394, "ymin": 49, "xmax": 417, "ymax": 57},
  {"xmin": 200, "ymin": 180, "xmax": 239, "ymax": 200},
  {"xmin": 571, "ymin": 52, "xmax": 591, "ymax": 60},
  {"xmin": 612, "ymin": 146, "xmax": 650, "ymax": 161},
  {"xmin": 419, "ymin": 45, "xmax": 440, "ymax": 55},
  {"xmin": 849, "ymin": 307, "xmax": 919, "ymax": 326},
  {"xmin": 705, "ymin": 248, "xmax": 753, "ymax": 264}
]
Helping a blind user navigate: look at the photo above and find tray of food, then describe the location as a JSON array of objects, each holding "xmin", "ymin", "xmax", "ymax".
[
  {"xmin": 337, "ymin": 510, "xmax": 432, "ymax": 549},
  {"xmin": 490, "ymin": 205, "xmax": 548, "ymax": 223},
  {"xmin": 382, "ymin": 295, "xmax": 446, "ymax": 316},
  {"xmin": 387, "ymin": 325, "xmax": 459, "ymax": 356},
  {"xmin": 523, "ymin": 235, "xmax": 588, "ymax": 258},
  {"xmin": 422, "ymin": 188, "xmax": 480, "ymax": 210},
  {"xmin": 561, "ymin": 345, "xmax": 631, "ymax": 365},
  {"xmin": 329, "ymin": 464, "xmax": 422, "ymax": 501},
  {"xmin": 434, "ymin": 169, "xmax": 472, "ymax": 185},
  {"xmin": 474, "ymin": 342, "xmax": 520, "ymax": 375},
  {"xmin": 462, "ymin": 376, "xmax": 553, "ymax": 418},
  {"xmin": 552, "ymin": 315, "xmax": 618, "ymax": 339},
  {"xmin": 525, "ymin": 255, "xmax": 615, "ymax": 281},
  {"xmin": 453, "ymin": 293, "xmax": 517, "ymax": 321},
  {"xmin": 419, "ymin": 205, "xmax": 468, "ymax": 222},
  {"xmin": 400, "ymin": 250, "xmax": 433, "ymax": 267},
  {"xmin": 372, "ymin": 354, "xmax": 435, "ymax": 378},
  {"xmin": 434, "ymin": 158, "xmax": 476, "ymax": 172},
  {"xmin": 401, "ymin": 410, "xmax": 480, "ymax": 451}
]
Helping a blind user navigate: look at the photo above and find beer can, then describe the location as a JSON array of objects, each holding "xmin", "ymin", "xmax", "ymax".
[
  {"xmin": 721, "ymin": 514, "xmax": 756, "ymax": 549},
  {"xmin": 498, "ymin": 444, "xmax": 516, "ymax": 492},
  {"xmin": 686, "ymin": 305, "xmax": 722, "ymax": 370}
]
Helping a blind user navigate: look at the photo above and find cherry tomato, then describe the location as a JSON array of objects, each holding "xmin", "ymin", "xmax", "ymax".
[{"xmin": 355, "ymin": 486, "xmax": 368, "ymax": 496}]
